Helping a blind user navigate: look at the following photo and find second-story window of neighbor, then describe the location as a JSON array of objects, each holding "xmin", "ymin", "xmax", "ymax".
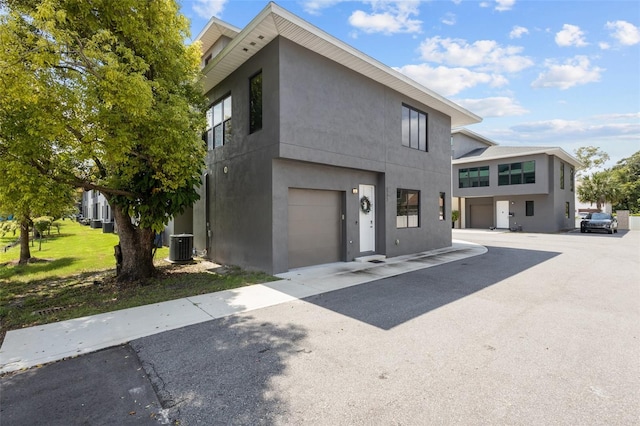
[
  {"xmin": 401, "ymin": 104, "xmax": 427, "ymax": 151},
  {"xmin": 498, "ymin": 160, "xmax": 535, "ymax": 186},
  {"xmin": 560, "ymin": 163, "xmax": 565, "ymax": 189},
  {"xmin": 459, "ymin": 166, "xmax": 490, "ymax": 188},
  {"xmin": 250, "ymin": 71, "xmax": 262, "ymax": 134}
]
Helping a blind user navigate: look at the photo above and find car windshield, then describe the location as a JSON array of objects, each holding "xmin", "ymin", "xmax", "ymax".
[{"xmin": 590, "ymin": 213, "xmax": 610, "ymax": 220}]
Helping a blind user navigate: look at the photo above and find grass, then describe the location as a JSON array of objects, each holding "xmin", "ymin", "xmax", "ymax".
[{"xmin": 0, "ymin": 221, "xmax": 277, "ymax": 344}]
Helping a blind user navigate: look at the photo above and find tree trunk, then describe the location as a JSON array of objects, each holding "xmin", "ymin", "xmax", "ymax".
[
  {"xmin": 18, "ymin": 215, "xmax": 31, "ymax": 264},
  {"xmin": 112, "ymin": 205, "xmax": 156, "ymax": 283}
]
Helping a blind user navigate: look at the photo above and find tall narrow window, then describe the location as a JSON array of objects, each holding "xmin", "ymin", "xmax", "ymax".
[
  {"xmin": 570, "ymin": 167, "xmax": 575, "ymax": 192},
  {"xmin": 565, "ymin": 202, "xmax": 570, "ymax": 218},
  {"xmin": 526, "ymin": 201, "xmax": 534, "ymax": 216},
  {"xmin": 560, "ymin": 163, "xmax": 565, "ymax": 189},
  {"xmin": 439, "ymin": 192, "xmax": 446, "ymax": 221},
  {"xmin": 401, "ymin": 104, "xmax": 428, "ymax": 151},
  {"xmin": 397, "ymin": 189, "xmax": 420, "ymax": 228},
  {"xmin": 249, "ymin": 71, "xmax": 262, "ymax": 134},
  {"xmin": 205, "ymin": 94, "xmax": 232, "ymax": 149}
]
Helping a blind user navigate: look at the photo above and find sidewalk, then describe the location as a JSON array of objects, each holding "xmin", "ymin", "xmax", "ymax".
[{"xmin": 0, "ymin": 240, "xmax": 486, "ymax": 374}]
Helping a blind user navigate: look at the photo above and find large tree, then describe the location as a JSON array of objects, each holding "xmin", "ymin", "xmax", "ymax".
[
  {"xmin": 611, "ymin": 151, "xmax": 640, "ymax": 213},
  {"xmin": 574, "ymin": 146, "xmax": 610, "ymax": 177},
  {"xmin": 0, "ymin": 0, "xmax": 206, "ymax": 281},
  {"xmin": 577, "ymin": 170, "xmax": 620, "ymax": 212}
]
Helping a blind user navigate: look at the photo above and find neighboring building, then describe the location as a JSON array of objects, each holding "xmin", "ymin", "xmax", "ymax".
[
  {"xmin": 451, "ymin": 128, "xmax": 581, "ymax": 233},
  {"xmin": 191, "ymin": 3, "xmax": 480, "ymax": 274},
  {"xmin": 80, "ymin": 190, "xmax": 112, "ymax": 229}
]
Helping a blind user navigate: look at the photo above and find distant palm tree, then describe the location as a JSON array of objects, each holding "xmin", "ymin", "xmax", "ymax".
[{"xmin": 577, "ymin": 171, "xmax": 620, "ymax": 211}]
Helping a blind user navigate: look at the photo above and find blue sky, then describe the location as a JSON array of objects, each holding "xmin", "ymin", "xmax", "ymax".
[{"xmin": 179, "ymin": 0, "xmax": 640, "ymax": 167}]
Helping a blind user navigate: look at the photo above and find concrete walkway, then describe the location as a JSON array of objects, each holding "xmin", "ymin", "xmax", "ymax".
[{"xmin": 0, "ymin": 240, "xmax": 486, "ymax": 374}]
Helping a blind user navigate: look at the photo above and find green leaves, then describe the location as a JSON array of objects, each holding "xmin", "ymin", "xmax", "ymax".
[{"xmin": 1, "ymin": 0, "xmax": 206, "ymax": 233}]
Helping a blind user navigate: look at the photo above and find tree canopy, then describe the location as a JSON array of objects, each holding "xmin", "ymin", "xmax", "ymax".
[
  {"xmin": 611, "ymin": 151, "xmax": 640, "ymax": 213},
  {"xmin": 0, "ymin": 0, "xmax": 206, "ymax": 280},
  {"xmin": 574, "ymin": 146, "xmax": 610, "ymax": 177}
]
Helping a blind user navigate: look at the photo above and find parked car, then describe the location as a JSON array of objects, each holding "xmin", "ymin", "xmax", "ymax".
[{"xmin": 580, "ymin": 212, "xmax": 618, "ymax": 234}]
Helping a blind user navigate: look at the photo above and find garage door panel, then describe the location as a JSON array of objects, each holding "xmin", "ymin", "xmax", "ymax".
[
  {"xmin": 470, "ymin": 204, "xmax": 493, "ymax": 229},
  {"xmin": 288, "ymin": 189, "xmax": 342, "ymax": 270}
]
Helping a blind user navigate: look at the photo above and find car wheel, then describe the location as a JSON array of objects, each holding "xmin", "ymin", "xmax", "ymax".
[{"xmin": 580, "ymin": 226, "xmax": 585, "ymax": 233}]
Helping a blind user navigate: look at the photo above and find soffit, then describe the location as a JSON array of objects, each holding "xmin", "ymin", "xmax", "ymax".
[{"xmin": 197, "ymin": 3, "xmax": 481, "ymax": 128}]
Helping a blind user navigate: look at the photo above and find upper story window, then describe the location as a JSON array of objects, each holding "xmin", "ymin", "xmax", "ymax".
[
  {"xmin": 439, "ymin": 192, "xmax": 446, "ymax": 221},
  {"xmin": 204, "ymin": 94, "xmax": 232, "ymax": 150},
  {"xmin": 459, "ymin": 166, "xmax": 489, "ymax": 188},
  {"xmin": 401, "ymin": 105, "xmax": 427, "ymax": 151},
  {"xmin": 560, "ymin": 163, "xmax": 565, "ymax": 189},
  {"xmin": 249, "ymin": 71, "xmax": 262, "ymax": 134},
  {"xmin": 498, "ymin": 160, "xmax": 535, "ymax": 186},
  {"xmin": 397, "ymin": 189, "xmax": 420, "ymax": 228},
  {"xmin": 570, "ymin": 167, "xmax": 575, "ymax": 192}
]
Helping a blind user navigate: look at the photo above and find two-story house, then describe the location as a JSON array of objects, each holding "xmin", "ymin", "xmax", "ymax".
[
  {"xmin": 190, "ymin": 3, "xmax": 480, "ymax": 274},
  {"xmin": 451, "ymin": 128, "xmax": 581, "ymax": 233}
]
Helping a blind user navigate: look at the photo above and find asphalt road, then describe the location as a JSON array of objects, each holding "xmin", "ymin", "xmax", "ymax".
[{"xmin": 2, "ymin": 230, "xmax": 639, "ymax": 425}]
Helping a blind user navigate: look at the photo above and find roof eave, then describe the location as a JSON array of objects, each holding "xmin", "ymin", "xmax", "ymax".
[{"xmin": 199, "ymin": 2, "xmax": 481, "ymax": 128}]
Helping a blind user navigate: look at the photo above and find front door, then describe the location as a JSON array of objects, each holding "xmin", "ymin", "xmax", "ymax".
[
  {"xmin": 496, "ymin": 200, "xmax": 509, "ymax": 229},
  {"xmin": 359, "ymin": 184, "xmax": 375, "ymax": 252}
]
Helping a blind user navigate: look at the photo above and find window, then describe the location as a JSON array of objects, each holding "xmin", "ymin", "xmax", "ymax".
[
  {"xmin": 498, "ymin": 160, "xmax": 535, "ymax": 185},
  {"xmin": 565, "ymin": 202, "xmax": 570, "ymax": 218},
  {"xmin": 397, "ymin": 189, "xmax": 420, "ymax": 228},
  {"xmin": 249, "ymin": 72, "xmax": 262, "ymax": 134},
  {"xmin": 204, "ymin": 94, "xmax": 232, "ymax": 150},
  {"xmin": 570, "ymin": 167, "xmax": 574, "ymax": 192},
  {"xmin": 526, "ymin": 201, "xmax": 534, "ymax": 216},
  {"xmin": 439, "ymin": 192, "xmax": 445, "ymax": 221},
  {"xmin": 401, "ymin": 105, "xmax": 427, "ymax": 151},
  {"xmin": 560, "ymin": 163, "xmax": 565, "ymax": 189},
  {"xmin": 459, "ymin": 166, "xmax": 489, "ymax": 188}
]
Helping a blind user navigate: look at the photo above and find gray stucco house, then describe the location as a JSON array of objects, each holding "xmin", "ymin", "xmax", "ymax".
[
  {"xmin": 451, "ymin": 128, "xmax": 581, "ymax": 233},
  {"xmin": 191, "ymin": 3, "xmax": 480, "ymax": 274}
]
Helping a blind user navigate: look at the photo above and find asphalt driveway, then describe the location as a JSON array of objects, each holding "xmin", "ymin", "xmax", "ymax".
[{"xmin": 2, "ymin": 230, "xmax": 638, "ymax": 425}]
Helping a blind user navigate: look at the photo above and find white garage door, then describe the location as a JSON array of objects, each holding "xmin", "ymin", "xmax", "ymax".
[{"xmin": 288, "ymin": 188, "xmax": 342, "ymax": 269}]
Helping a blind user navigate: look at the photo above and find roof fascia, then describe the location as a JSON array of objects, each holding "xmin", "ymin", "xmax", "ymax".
[
  {"xmin": 452, "ymin": 147, "xmax": 583, "ymax": 167},
  {"xmin": 199, "ymin": 2, "xmax": 480, "ymax": 127}
]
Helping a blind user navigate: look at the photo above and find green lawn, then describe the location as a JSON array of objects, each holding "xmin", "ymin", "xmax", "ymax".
[{"xmin": 0, "ymin": 221, "xmax": 276, "ymax": 344}]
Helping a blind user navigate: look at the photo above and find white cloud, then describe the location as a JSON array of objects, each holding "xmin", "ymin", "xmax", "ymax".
[
  {"xmin": 511, "ymin": 118, "xmax": 640, "ymax": 139},
  {"xmin": 605, "ymin": 20, "xmax": 640, "ymax": 46},
  {"xmin": 441, "ymin": 12, "xmax": 456, "ymax": 26},
  {"xmin": 455, "ymin": 97, "xmax": 529, "ymax": 117},
  {"xmin": 479, "ymin": 2, "xmax": 491, "ymax": 8},
  {"xmin": 349, "ymin": 1, "xmax": 422, "ymax": 35},
  {"xmin": 599, "ymin": 42, "xmax": 611, "ymax": 50},
  {"xmin": 418, "ymin": 36, "xmax": 534, "ymax": 73},
  {"xmin": 495, "ymin": 0, "xmax": 516, "ymax": 12},
  {"xmin": 395, "ymin": 64, "xmax": 508, "ymax": 96},
  {"xmin": 192, "ymin": 0, "xmax": 227, "ymax": 19},
  {"xmin": 532, "ymin": 56, "xmax": 604, "ymax": 90},
  {"xmin": 301, "ymin": 0, "xmax": 346, "ymax": 15},
  {"xmin": 509, "ymin": 25, "xmax": 529, "ymax": 39},
  {"xmin": 555, "ymin": 24, "xmax": 588, "ymax": 47}
]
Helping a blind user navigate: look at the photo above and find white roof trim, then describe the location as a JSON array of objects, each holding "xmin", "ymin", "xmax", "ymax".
[
  {"xmin": 196, "ymin": 2, "xmax": 481, "ymax": 128},
  {"xmin": 452, "ymin": 128, "xmax": 498, "ymax": 146},
  {"xmin": 452, "ymin": 147, "xmax": 583, "ymax": 167}
]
